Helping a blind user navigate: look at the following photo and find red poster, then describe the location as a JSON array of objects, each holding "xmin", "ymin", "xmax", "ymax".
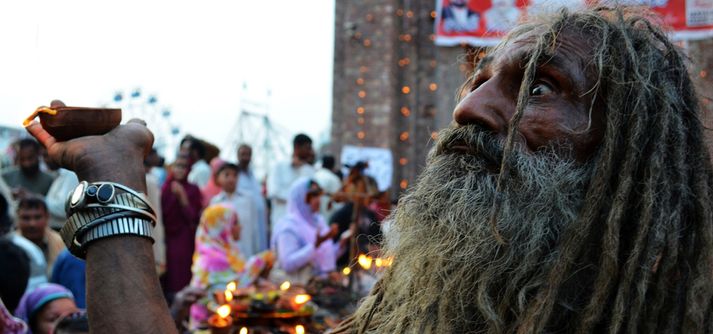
[{"xmin": 434, "ymin": 0, "xmax": 713, "ymax": 47}]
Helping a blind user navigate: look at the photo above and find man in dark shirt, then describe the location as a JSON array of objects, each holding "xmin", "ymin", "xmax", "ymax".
[{"xmin": 2, "ymin": 138, "xmax": 54, "ymax": 198}]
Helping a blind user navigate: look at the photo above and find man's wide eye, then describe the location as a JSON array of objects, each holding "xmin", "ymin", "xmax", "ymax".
[{"xmin": 530, "ymin": 82, "xmax": 554, "ymax": 96}]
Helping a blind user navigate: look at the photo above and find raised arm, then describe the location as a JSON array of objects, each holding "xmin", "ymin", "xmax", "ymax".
[{"xmin": 26, "ymin": 114, "xmax": 176, "ymax": 334}]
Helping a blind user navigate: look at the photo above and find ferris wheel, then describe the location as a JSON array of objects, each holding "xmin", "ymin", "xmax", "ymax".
[
  {"xmin": 106, "ymin": 88, "xmax": 181, "ymax": 160},
  {"xmin": 223, "ymin": 98, "xmax": 293, "ymax": 181}
]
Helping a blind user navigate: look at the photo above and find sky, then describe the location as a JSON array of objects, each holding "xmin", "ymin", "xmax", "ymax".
[{"xmin": 0, "ymin": 0, "xmax": 335, "ymax": 161}]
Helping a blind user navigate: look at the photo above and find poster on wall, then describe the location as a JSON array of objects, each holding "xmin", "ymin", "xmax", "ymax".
[
  {"xmin": 340, "ymin": 145, "xmax": 393, "ymax": 191},
  {"xmin": 434, "ymin": 0, "xmax": 713, "ymax": 47}
]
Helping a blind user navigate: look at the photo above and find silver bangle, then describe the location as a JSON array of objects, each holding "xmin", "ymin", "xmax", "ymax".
[
  {"xmin": 65, "ymin": 210, "xmax": 149, "ymax": 257},
  {"xmin": 61, "ymin": 207, "xmax": 122, "ymax": 249},
  {"xmin": 80, "ymin": 217, "xmax": 154, "ymax": 251},
  {"xmin": 82, "ymin": 204, "xmax": 157, "ymax": 223}
]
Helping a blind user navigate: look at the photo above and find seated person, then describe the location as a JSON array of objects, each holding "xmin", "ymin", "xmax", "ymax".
[
  {"xmin": 271, "ymin": 178, "xmax": 347, "ymax": 284},
  {"xmin": 15, "ymin": 283, "xmax": 79, "ymax": 334},
  {"xmin": 188, "ymin": 204, "xmax": 273, "ymax": 328}
]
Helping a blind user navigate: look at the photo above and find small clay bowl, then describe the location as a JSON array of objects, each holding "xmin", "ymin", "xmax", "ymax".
[{"xmin": 39, "ymin": 107, "xmax": 122, "ymax": 141}]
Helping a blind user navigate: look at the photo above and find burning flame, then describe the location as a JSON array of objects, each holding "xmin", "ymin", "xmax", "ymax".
[
  {"xmin": 280, "ymin": 281, "xmax": 291, "ymax": 291},
  {"xmin": 216, "ymin": 304, "xmax": 231, "ymax": 319},
  {"xmin": 342, "ymin": 267, "xmax": 351, "ymax": 275},
  {"xmin": 293, "ymin": 294, "xmax": 311, "ymax": 305},
  {"xmin": 239, "ymin": 327, "xmax": 248, "ymax": 334},
  {"xmin": 224, "ymin": 290, "xmax": 233, "ymax": 302},
  {"xmin": 375, "ymin": 258, "xmax": 383, "ymax": 267},
  {"xmin": 226, "ymin": 281, "xmax": 237, "ymax": 292},
  {"xmin": 295, "ymin": 325, "xmax": 305, "ymax": 334},
  {"xmin": 358, "ymin": 254, "xmax": 372, "ymax": 270}
]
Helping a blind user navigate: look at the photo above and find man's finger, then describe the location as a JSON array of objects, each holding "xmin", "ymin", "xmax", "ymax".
[
  {"xmin": 127, "ymin": 118, "xmax": 147, "ymax": 126},
  {"xmin": 50, "ymin": 100, "xmax": 66, "ymax": 108},
  {"xmin": 25, "ymin": 120, "xmax": 57, "ymax": 149}
]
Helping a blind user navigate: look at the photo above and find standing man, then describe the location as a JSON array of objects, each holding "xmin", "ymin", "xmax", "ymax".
[
  {"xmin": 179, "ymin": 136, "xmax": 211, "ymax": 188},
  {"xmin": 236, "ymin": 144, "xmax": 268, "ymax": 252},
  {"xmin": 313, "ymin": 155, "xmax": 343, "ymax": 222},
  {"xmin": 2, "ymin": 139, "xmax": 55, "ymax": 199},
  {"xmin": 267, "ymin": 134, "xmax": 315, "ymax": 225},
  {"xmin": 44, "ymin": 161, "xmax": 78, "ymax": 231}
]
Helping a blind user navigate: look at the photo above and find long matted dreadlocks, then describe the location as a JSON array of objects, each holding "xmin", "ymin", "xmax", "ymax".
[{"xmin": 332, "ymin": 6, "xmax": 713, "ymax": 334}]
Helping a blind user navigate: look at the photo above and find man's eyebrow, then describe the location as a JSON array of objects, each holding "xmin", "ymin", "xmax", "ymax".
[{"xmin": 515, "ymin": 50, "xmax": 583, "ymax": 91}]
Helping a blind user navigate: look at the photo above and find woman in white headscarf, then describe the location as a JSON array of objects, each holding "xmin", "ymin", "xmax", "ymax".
[{"xmin": 271, "ymin": 178, "xmax": 343, "ymax": 284}]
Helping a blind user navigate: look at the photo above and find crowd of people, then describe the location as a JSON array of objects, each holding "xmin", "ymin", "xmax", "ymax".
[{"xmin": 0, "ymin": 128, "xmax": 389, "ymax": 333}]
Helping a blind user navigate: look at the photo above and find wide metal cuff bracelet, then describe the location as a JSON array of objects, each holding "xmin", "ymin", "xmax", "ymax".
[
  {"xmin": 66, "ymin": 181, "xmax": 156, "ymax": 216},
  {"xmin": 61, "ymin": 207, "xmax": 122, "ymax": 250},
  {"xmin": 62, "ymin": 181, "xmax": 157, "ymax": 258}
]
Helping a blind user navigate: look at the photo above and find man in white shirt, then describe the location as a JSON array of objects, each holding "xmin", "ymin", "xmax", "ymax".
[
  {"xmin": 180, "ymin": 136, "xmax": 211, "ymax": 188},
  {"xmin": 313, "ymin": 155, "xmax": 343, "ymax": 222},
  {"xmin": 45, "ymin": 166, "xmax": 78, "ymax": 231},
  {"xmin": 236, "ymin": 144, "xmax": 268, "ymax": 252},
  {"xmin": 267, "ymin": 134, "xmax": 315, "ymax": 226}
]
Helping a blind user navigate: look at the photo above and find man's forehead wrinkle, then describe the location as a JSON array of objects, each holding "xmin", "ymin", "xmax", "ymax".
[
  {"xmin": 475, "ymin": 56, "xmax": 494, "ymax": 72},
  {"xmin": 477, "ymin": 32, "xmax": 592, "ymax": 96}
]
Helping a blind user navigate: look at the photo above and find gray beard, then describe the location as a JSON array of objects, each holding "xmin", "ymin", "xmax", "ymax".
[{"xmin": 364, "ymin": 125, "xmax": 594, "ymax": 333}]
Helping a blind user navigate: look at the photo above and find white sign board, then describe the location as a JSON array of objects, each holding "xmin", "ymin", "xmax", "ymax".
[{"xmin": 340, "ymin": 145, "xmax": 393, "ymax": 191}]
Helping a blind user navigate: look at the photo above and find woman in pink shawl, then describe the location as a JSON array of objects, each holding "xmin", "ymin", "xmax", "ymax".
[
  {"xmin": 271, "ymin": 178, "xmax": 344, "ymax": 284},
  {"xmin": 188, "ymin": 204, "xmax": 274, "ymax": 327},
  {"xmin": 200, "ymin": 157, "xmax": 225, "ymax": 207},
  {"xmin": 161, "ymin": 155, "xmax": 203, "ymax": 296}
]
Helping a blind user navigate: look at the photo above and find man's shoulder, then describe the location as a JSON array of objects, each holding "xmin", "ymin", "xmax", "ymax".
[
  {"xmin": 192, "ymin": 160, "xmax": 211, "ymax": 172},
  {"xmin": 315, "ymin": 168, "xmax": 339, "ymax": 180},
  {"xmin": 38, "ymin": 170, "xmax": 55, "ymax": 182},
  {"xmin": 8, "ymin": 234, "xmax": 46, "ymax": 265},
  {"xmin": 1, "ymin": 167, "xmax": 20, "ymax": 179},
  {"xmin": 210, "ymin": 191, "xmax": 230, "ymax": 203},
  {"xmin": 272, "ymin": 161, "xmax": 290, "ymax": 170},
  {"xmin": 269, "ymin": 161, "xmax": 295, "ymax": 177},
  {"xmin": 46, "ymin": 228, "xmax": 63, "ymax": 243}
]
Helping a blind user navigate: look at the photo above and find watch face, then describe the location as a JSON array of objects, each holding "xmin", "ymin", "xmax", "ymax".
[{"xmin": 70, "ymin": 182, "xmax": 87, "ymax": 207}]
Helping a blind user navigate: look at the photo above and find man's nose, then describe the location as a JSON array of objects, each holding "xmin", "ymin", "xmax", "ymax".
[{"xmin": 452, "ymin": 78, "xmax": 514, "ymax": 135}]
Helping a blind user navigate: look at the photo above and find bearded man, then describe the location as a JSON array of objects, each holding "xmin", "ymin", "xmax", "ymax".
[
  {"xmin": 22, "ymin": 5, "xmax": 713, "ymax": 334},
  {"xmin": 334, "ymin": 6, "xmax": 713, "ymax": 334}
]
